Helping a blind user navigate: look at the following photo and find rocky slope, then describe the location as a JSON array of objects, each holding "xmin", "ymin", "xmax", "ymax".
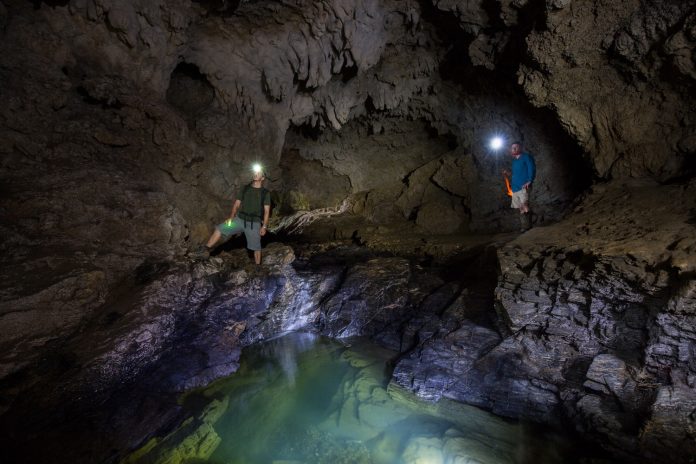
[{"xmin": 392, "ymin": 179, "xmax": 696, "ymax": 461}]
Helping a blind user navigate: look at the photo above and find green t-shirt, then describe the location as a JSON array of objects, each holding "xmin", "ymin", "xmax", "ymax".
[{"xmin": 237, "ymin": 185, "xmax": 271, "ymax": 222}]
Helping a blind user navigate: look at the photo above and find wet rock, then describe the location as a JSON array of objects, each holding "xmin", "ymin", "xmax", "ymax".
[
  {"xmin": 401, "ymin": 436, "xmax": 444, "ymax": 464},
  {"xmin": 572, "ymin": 353, "xmax": 654, "ymax": 455},
  {"xmin": 122, "ymin": 396, "xmax": 228, "ymax": 464},
  {"xmin": 0, "ymin": 268, "xmax": 108, "ymax": 377},
  {"xmin": 443, "ymin": 432, "xmax": 514, "ymax": 464},
  {"xmin": 391, "ymin": 181, "xmax": 696, "ymax": 461},
  {"xmin": 392, "ymin": 321, "xmax": 501, "ymax": 402},
  {"xmin": 0, "ymin": 244, "xmax": 342, "ymax": 462},
  {"xmin": 491, "ymin": 181, "xmax": 695, "ymax": 458},
  {"xmin": 640, "ymin": 383, "xmax": 696, "ymax": 461},
  {"xmin": 319, "ymin": 257, "xmax": 413, "ymax": 340}
]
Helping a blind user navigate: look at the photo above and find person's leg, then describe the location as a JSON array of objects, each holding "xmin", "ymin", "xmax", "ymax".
[
  {"xmin": 206, "ymin": 229, "xmax": 222, "ymax": 248},
  {"xmin": 520, "ymin": 203, "xmax": 529, "ymax": 226},
  {"xmin": 511, "ymin": 190, "xmax": 525, "ymax": 231},
  {"xmin": 243, "ymin": 222, "xmax": 263, "ymax": 265},
  {"xmin": 194, "ymin": 221, "xmax": 241, "ymax": 258},
  {"xmin": 519, "ymin": 188, "xmax": 530, "ymax": 215},
  {"xmin": 514, "ymin": 189, "xmax": 531, "ymax": 231}
]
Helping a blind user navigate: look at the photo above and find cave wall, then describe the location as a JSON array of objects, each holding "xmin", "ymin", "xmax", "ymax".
[
  {"xmin": 518, "ymin": 0, "xmax": 696, "ymax": 181},
  {"xmin": 282, "ymin": 92, "xmax": 588, "ymax": 234},
  {"xmin": 3, "ymin": 0, "xmax": 691, "ymax": 245},
  {"xmin": 433, "ymin": 0, "xmax": 696, "ymax": 181},
  {"xmin": 0, "ymin": 2, "xmax": 695, "ymax": 461}
]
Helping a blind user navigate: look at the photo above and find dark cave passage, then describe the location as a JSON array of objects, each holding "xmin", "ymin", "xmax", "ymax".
[
  {"xmin": 166, "ymin": 62, "xmax": 216, "ymax": 119},
  {"xmin": 275, "ymin": 93, "xmax": 593, "ymax": 239}
]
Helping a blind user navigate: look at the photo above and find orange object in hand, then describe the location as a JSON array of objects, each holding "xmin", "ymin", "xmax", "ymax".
[{"xmin": 503, "ymin": 175, "xmax": 513, "ymax": 197}]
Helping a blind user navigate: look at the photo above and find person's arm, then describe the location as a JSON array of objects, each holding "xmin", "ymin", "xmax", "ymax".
[
  {"xmin": 260, "ymin": 204, "xmax": 270, "ymax": 236},
  {"xmin": 524, "ymin": 155, "xmax": 536, "ymax": 189},
  {"xmin": 528, "ymin": 155, "xmax": 536, "ymax": 184},
  {"xmin": 229, "ymin": 199, "xmax": 241, "ymax": 219}
]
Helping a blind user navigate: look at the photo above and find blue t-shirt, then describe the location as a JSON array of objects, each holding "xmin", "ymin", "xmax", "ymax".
[{"xmin": 511, "ymin": 152, "xmax": 536, "ymax": 192}]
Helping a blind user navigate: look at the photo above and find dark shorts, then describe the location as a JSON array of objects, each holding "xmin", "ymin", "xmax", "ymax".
[{"xmin": 216, "ymin": 218, "xmax": 262, "ymax": 251}]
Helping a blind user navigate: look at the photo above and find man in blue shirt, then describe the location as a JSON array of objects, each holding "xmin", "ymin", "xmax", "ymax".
[{"xmin": 508, "ymin": 141, "xmax": 536, "ymax": 231}]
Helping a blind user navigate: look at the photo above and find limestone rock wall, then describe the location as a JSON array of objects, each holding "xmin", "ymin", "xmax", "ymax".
[
  {"xmin": 381, "ymin": 180, "xmax": 695, "ymax": 462},
  {"xmin": 431, "ymin": 0, "xmax": 696, "ymax": 181},
  {"xmin": 518, "ymin": 0, "xmax": 694, "ymax": 181},
  {"xmin": 489, "ymin": 181, "xmax": 696, "ymax": 460}
]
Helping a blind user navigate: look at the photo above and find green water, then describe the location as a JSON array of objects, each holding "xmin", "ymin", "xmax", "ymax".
[{"xmin": 128, "ymin": 332, "xmax": 591, "ymax": 464}]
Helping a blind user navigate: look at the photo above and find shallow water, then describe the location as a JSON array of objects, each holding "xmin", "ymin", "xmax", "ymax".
[{"xmin": 127, "ymin": 332, "xmax": 599, "ymax": 464}]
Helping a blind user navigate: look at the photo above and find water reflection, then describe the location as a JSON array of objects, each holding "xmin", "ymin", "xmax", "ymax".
[
  {"xmin": 257, "ymin": 331, "xmax": 319, "ymax": 386},
  {"xmin": 125, "ymin": 333, "xmax": 602, "ymax": 464}
]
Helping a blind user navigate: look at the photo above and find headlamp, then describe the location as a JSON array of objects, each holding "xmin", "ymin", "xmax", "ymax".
[{"xmin": 489, "ymin": 136, "xmax": 504, "ymax": 151}]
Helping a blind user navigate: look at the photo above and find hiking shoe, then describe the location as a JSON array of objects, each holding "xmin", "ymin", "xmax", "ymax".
[
  {"xmin": 191, "ymin": 245, "xmax": 211, "ymax": 259},
  {"xmin": 519, "ymin": 214, "xmax": 532, "ymax": 232}
]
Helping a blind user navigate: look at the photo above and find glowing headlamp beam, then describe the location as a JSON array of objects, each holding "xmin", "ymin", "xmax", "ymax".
[
  {"xmin": 252, "ymin": 163, "xmax": 263, "ymax": 174},
  {"xmin": 489, "ymin": 136, "xmax": 504, "ymax": 151}
]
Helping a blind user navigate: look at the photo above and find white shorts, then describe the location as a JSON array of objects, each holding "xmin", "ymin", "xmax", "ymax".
[{"xmin": 511, "ymin": 189, "xmax": 529, "ymax": 209}]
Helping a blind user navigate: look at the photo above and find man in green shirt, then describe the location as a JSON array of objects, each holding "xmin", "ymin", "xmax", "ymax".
[{"xmin": 193, "ymin": 169, "xmax": 271, "ymax": 264}]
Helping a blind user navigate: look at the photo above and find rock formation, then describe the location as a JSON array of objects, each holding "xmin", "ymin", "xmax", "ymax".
[{"xmin": 0, "ymin": 0, "xmax": 694, "ymax": 462}]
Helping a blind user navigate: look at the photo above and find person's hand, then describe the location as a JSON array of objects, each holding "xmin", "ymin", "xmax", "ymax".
[
  {"xmin": 259, "ymin": 225, "xmax": 267, "ymax": 236},
  {"xmin": 523, "ymin": 182, "xmax": 531, "ymax": 190},
  {"xmin": 501, "ymin": 169, "xmax": 511, "ymax": 177}
]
